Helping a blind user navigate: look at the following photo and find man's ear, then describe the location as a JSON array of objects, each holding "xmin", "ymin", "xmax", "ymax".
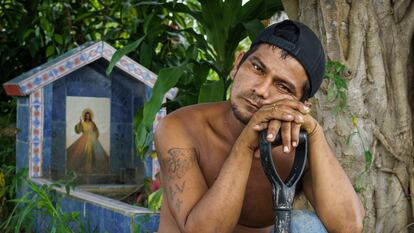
[{"xmin": 230, "ymin": 52, "xmax": 245, "ymax": 80}]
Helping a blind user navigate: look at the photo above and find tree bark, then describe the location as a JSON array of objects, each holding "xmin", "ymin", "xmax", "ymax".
[{"xmin": 282, "ymin": 0, "xmax": 414, "ymax": 232}]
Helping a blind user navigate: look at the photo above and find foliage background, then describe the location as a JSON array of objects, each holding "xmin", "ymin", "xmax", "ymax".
[{"xmin": 0, "ymin": 0, "xmax": 282, "ymax": 231}]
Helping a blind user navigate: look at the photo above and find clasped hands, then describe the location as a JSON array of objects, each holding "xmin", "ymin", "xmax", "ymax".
[{"xmin": 241, "ymin": 98, "xmax": 318, "ymax": 154}]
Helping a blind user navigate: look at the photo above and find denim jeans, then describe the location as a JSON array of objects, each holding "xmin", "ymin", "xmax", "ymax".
[{"xmin": 270, "ymin": 210, "xmax": 328, "ymax": 233}]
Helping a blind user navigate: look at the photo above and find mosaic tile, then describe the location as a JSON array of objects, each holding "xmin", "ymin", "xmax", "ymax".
[
  {"xmin": 51, "ymin": 121, "xmax": 66, "ymax": 179},
  {"xmin": 18, "ymin": 96, "xmax": 29, "ymax": 106},
  {"xmin": 101, "ymin": 208, "xmax": 131, "ymax": 233},
  {"xmin": 66, "ymin": 66, "xmax": 111, "ymax": 98},
  {"xmin": 29, "ymin": 89, "xmax": 44, "ymax": 178},
  {"xmin": 134, "ymin": 214, "xmax": 160, "ymax": 233},
  {"xmin": 17, "ymin": 105, "xmax": 30, "ymax": 142},
  {"xmin": 16, "ymin": 141, "xmax": 29, "ymax": 170},
  {"xmin": 52, "ymin": 77, "xmax": 66, "ymax": 122},
  {"xmin": 84, "ymin": 202, "xmax": 103, "ymax": 232},
  {"xmin": 42, "ymin": 136, "xmax": 52, "ymax": 177},
  {"xmin": 110, "ymin": 123, "xmax": 133, "ymax": 172}
]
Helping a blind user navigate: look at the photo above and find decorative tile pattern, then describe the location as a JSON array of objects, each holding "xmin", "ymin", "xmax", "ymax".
[
  {"xmin": 4, "ymin": 41, "xmax": 177, "ymax": 100},
  {"xmin": 21, "ymin": 43, "xmax": 103, "ymax": 95},
  {"xmin": 29, "ymin": 89, "xmax": 44, "ymax": 177}
]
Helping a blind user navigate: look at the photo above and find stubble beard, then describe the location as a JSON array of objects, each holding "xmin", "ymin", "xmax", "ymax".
[{"xmin": 231, "ymin": 101, "xmax": 252, "ymax": 125}]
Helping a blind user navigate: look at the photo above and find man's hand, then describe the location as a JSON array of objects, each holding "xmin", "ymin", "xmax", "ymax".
[{"xmin": 237, "ymin": 99, "xmax": 316, "ymax": 153}]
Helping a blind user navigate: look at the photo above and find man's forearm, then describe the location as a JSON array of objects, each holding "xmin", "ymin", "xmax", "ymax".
[
  {"xmin": 306, "ymin": 124, "xmax": 364, "ymax": 232},
  {"xmin": 177, "ymin": 144, "xmax": 253, "ymax": 233}
]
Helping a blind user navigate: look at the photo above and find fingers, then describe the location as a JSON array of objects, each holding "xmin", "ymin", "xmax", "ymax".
[
  {"xmin": 274, "ymin": 99, "xmax": 311, "ymax": 114},
  {"xmin": 281, "ymin": 122, "xmax": 291, "ymax": 153},
  {"xmin": 266, "ymin": 120, "xmax": 281, "ymax": 142},
  {"xmin": 291, "ymin": 123, "xmax": 301, "ymax": 147}
]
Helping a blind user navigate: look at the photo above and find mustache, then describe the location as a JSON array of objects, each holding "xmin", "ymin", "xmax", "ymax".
[{"xmin": 245, "ymin": 92, "xmax": 264, "ymax": 107}]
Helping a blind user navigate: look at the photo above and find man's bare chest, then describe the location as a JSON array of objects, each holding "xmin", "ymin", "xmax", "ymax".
[{"xmin": 196, "ymin": 137, "xmax": 296, "ymax": 227}]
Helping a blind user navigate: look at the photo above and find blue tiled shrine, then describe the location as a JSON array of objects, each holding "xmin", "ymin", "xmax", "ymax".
[{"xmin": 3, "ymin": 41, "xmax": 176, "ymax": 233}]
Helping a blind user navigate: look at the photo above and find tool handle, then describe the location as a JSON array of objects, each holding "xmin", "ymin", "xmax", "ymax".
[{"xmin": 273, "ymin": 209, "xmax": 291, "ymax": 233}]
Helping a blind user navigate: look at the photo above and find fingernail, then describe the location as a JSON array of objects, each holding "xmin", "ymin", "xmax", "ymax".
[
  {"xmin": 253, "ymin": 124, "xmax": 260, "ymax": 129},
  {"xmin": 267, "ymin": 133, "xmax": 274, "ymax": 140},
  {"xmin": 297, "ymin": 115, "xmax": 304, "ymax": 122},
  {"xmin": 304, "ymin": 106, "xmax": 310, "ymax": 112},
  {"xmin": 292, "ymin": 141, "xmax": 297, "ymax": 147},
  {"xmin": 283, "ymin": 146, "xmax": 289, "ymax": 153}
]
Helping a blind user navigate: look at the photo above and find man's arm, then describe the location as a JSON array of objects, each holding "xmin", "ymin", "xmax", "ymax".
[
  {"xmin": 155, "ymin": 115, "xmax": 255, "ymax": 233},
  {"xmin": 302, "ymin": 122, "xmax": 365, "ymax": 233}
]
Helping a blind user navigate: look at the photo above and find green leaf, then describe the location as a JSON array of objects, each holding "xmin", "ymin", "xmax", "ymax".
[
  {"xmin": 243, "ymin": 19, "xmax": 264, "ymax": 41},
  {"xmin": 140, "ymin": 41, "xmax": 153, "ymax": 69},
  {"xmin": 46, "ymin": 45, "xmax": 55, "ymax": 57},
  {"xmin": 240, "ymin": 0, "xmax": 283, "ymax": 21},
  {"xmin": 143, "ymin": 66, "xmax": 184, "ymax": 129},
  {"xmin": 364, "ymin": 150, "xmax": 373, "ymax": 170},
  {"xmin": 346, "ymin": 132, "xmax": 358, "ymax": 147},
  {"xmin": 148, "ymin": 188, "xmax": 163, "ymax": 211},
  {"xmin": 192, "ymin": 62, "xmax": 211, "ymax": 88},
  {"xmin": 106, "ymin": 36, "xmax": 146, "ymax": 76},
  {"xmin": 54, "ymin": 34, "xmax": 63, "ymax": 45},
  {"xmin": 198, "ymin": 79, "xmax": 224, "ymax": 103}
]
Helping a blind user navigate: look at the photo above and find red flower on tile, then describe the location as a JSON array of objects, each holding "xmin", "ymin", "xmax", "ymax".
[
  {"xmin": 42, "ymin": 74, "xmax": 49, "ymax": 81},
  {"xmin": 34, "ymin": 92, "xmax": 40, "ymax": 97},
  {"xmin": 27, "ymin": 83, "xmax": 33, "ymax": 89},
  {"xmin": 34, "ymin": 148, "xmax": 39, "ymax": 155},
  {"xmin": 59, "ymin": 66, "xmax": 65, "ymax": 72},
  {"xmin": 74, "ymin": 58, "xmax": 80, "ymax": 65},
  {"xmin": 33, "ymin": 166, "xmax": 39, "ymax": 173},
  {"xmin": 34, "ymin": 111, "xmax": 39, "ymax": 117},
  {"xmin": 33, "ymin": 128, "xmax": 39, "ymax": 135}
]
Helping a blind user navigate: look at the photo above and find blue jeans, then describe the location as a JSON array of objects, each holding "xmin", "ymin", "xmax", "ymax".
[{"xmin": 271, "ymin": 210, "xmax": 328, "ymax": 233}]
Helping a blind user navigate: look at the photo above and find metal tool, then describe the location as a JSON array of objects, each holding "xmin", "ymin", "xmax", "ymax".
[{"xmin": 259, "ymin": 130, "xmax": 308, "ymax": 233}]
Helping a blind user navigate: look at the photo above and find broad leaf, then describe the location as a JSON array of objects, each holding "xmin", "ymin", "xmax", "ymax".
[
  {"xmin": 198, "ymin": 79, "xmax": 224, "ymax": 103},
  {"xmin": 243, "ymin": 19, "xmax": 265, "ymax": 42},
  {"xmin": 240, "ymin": 0, "xmax": 284, "ymax": 21},
  {"xmin": 148, "ymin": 188, "xmax": 163, "ymax": 211},
  {"xmin": 143, "ymin": 66, "xmax": 184, "ymax": 129}
]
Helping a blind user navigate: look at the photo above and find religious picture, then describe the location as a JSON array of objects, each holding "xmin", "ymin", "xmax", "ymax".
[{"xmin": 66, "ymin": 97, "xmax": 110, "ymax": 174}]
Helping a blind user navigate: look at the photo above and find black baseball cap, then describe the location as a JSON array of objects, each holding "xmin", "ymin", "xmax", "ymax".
[{"xmin": 251, "ymin": 20, "xmax": 326, "ymax": 99}]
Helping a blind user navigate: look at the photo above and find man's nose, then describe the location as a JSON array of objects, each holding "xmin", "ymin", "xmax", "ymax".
[{"xmin": 252, "ymin": 77, "xmax": 272, "ymax": 99}]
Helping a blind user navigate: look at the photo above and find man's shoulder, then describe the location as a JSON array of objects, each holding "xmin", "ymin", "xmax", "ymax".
[
  {"xmin": 155, "ymin": 101, "xmax": 229, "ymax": 141},
  {"xmin": 161, "ymin": 101, "xmax": 228, "ymax": 125}
]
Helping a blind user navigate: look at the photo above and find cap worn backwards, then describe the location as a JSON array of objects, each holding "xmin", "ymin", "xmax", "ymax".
[{"xmin": 251, "ymin": 20, "xmax": 326, "ymax": 99}]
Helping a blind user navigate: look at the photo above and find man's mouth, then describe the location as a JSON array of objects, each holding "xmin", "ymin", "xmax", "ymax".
[{"xmin": 244, "ymin": 98, "xmax": 260, "ymax": 110}]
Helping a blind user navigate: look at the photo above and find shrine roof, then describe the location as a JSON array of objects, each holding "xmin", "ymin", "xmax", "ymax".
[{"xmin": 3, "ymin": 41, "xmax": 177, "ymax": 99}]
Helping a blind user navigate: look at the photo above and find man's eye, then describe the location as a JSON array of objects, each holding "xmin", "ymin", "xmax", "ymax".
[
  {"xmin": 252, "ymin": 63, "xmax": 263, "ymax": 72},
  {"xmin": 275, "ymin": 83, "xmax": 291, "ymax": 93}
]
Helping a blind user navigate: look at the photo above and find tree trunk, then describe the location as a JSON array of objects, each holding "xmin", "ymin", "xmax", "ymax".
[{"xmin": 282, "ymin": 1, "xmax": 414, "ymax": 232}]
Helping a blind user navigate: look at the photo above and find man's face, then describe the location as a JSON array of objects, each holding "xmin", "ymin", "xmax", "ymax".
[{"xmin": 230, "ymin": 44, "xmax": 308, "ymax": 124}]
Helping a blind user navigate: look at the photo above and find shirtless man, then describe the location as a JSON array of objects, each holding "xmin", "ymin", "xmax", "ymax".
[{"xmin": 155, "ymin": 20, "xmax": 365, "ymax": 233}]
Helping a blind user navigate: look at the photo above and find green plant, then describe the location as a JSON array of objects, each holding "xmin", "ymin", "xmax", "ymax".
[
  {"xmin": 0, "ymin": 171, "xmax": 86, "ymax": 233},
  {"xmin": 324, "ymin": 60, "xmax": 372, "ymax": 193},
  {"xmin": 324, "ymin": 61, "xmax": 349, "ymax": 113},
  {"xmin": 106, "ymin": 0, "xmax": 283, "ymax": 158}
]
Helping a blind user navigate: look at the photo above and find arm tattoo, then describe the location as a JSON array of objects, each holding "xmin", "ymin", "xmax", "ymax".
[{"xmin": 162, "ymin": 148, "xmax": 197, "ymax": 180}]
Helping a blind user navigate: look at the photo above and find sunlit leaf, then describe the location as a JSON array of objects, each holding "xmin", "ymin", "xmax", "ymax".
[
  {"xmin": 143, "ymin": 66, "xmax": 184, "ymax": 129},
  {"xmin": 148, "ymin": 188, "xmax": 163, "ymax": 211},
  {"xmin": 106, "ymin": 36, "xmax": 146, "ymax": 76}
]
